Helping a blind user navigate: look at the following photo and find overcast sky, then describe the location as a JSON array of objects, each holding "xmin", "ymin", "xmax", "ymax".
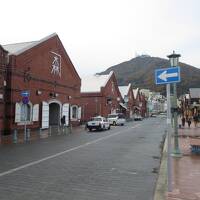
[{"xmin": 1, "ymin": 0, "xmax": 200, "ymax": 76}]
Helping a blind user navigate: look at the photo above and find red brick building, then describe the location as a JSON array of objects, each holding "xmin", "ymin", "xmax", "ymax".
[
  {"xmin": 0, "ymin": 45, "xmax": 8, "ymax": 141},
  {"xmin": 2, "ymin": 33, "xmax": 81, "ymax": 137},
  {"xmin": 81, "ymin": 71, "xmax": 123, "ymax": 122},
  {"xmin": 133, "ymin": 88, "xmax": 147, "ymax": 117},
  {"xmin": 119, "ymin": 83, "xmax": 135, "ymax": 118}
]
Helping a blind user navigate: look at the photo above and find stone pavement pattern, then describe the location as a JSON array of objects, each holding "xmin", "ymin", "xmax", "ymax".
[{"xmin": 166, "ymin": 122, "xmax": 200, "ymax": 200}]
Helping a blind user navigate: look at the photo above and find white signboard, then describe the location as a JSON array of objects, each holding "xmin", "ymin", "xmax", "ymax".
[{"xmin": 50, "ymin": 51, "xmax": 62, "ymax": 77}]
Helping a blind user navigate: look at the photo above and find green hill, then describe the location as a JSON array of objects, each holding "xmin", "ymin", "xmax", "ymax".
[{"xmin": 98, "ymin": 56, "xmax": 200, "ymax": 95}]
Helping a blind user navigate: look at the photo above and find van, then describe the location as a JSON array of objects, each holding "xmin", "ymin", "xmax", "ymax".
[{"xmin": 107, "ymin": 113, "xmax": 126, "ymax": 126}]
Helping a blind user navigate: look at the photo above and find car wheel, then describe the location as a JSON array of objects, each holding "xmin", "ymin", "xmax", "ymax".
[
  {"xmin": 113, "ymin": 121, "xmax": 116, "ymax": 126},
  {"xmin": 108, "ymin": 125, "xmax": 110, "ymax": 130},
  {"xmin": 89, "ymin": 128, "xmax": 92, "ymax": 132}
]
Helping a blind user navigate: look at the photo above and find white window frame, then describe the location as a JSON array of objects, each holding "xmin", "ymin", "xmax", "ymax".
[
  {"xmin": 15, "ymin": 101, "xmax": 33, "ymax": 125},
  {"xmin": 71, "ymin": 105, "xmax": 78, "ymax": 121}
]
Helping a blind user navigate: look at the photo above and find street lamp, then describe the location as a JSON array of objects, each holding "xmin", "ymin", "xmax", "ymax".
[{"xmin": 167, "ymin": 51, "xmax": 181, "ymax": 157}]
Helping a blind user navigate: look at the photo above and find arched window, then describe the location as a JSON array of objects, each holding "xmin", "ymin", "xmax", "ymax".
[
  {"xmin": 71, "ymin": 105, "xmax": 78, "ymax": 120},
  {"xmin": 72, "ymin": 106, "xmax": 78, "ymax": 119},
  {"xmin": 20, "ymin": 104, "xmax": 31, "ymax": 121}
]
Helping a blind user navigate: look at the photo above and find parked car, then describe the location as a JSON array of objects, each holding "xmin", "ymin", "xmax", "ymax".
[
  {"xmin": 133, "ymin": 113, "xmax": 142, "ymax": 121},
  {"xmin": 86, "ymin": 116, "xmax": 110, "ymax": 131},
  {"xmin": 107, "ymin": 113, "xmax": 126, "ymax": 126}
]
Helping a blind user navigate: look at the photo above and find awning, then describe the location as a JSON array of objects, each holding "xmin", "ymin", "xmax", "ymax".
[{"xmin": 119, "ymin": 103, "xmax": 127, "ymax": 110}]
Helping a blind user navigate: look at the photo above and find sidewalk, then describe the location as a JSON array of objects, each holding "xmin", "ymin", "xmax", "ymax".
[
  {"xmin": 166, "ymin": 122, "xmax": 200, "ymax": 200},
  {"xmin": 0, "ymin": 125, "xmax": 85, "ymax": 145}
]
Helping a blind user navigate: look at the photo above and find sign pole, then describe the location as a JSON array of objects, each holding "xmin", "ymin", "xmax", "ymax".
[
  {"xmin": 24, "ymin": 112, "xmax": 27, "ymax": 142},
  {"xmin": 166, "ymin": 84, "xmax": 172, "ymax": 192}
]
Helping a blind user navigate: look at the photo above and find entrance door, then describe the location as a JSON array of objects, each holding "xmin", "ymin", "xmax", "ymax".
[{"xmin": 49, "ymin": 103, "xmax": 60, "ymax": 126}]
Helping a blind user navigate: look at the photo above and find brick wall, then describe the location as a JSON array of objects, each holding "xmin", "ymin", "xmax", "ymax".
[
  {"xmin": 4, "ymin": 35, "xmax": 81, "ymax": 134},
  {"xmin": 0, "ymin": 46, "xmax": 8, "ymax": 139},
  {"xmin": 81, "ymin": 72, "xmax": 122, "ymax": 122}
]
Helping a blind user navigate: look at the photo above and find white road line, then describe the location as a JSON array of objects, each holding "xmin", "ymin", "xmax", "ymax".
[{"xmin": 0, "ymin": 124, "xmax": 141, "ymax": 177}]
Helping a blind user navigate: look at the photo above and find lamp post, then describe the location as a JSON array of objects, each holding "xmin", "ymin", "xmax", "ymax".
[{"xmin": 167, "ymin": 51, "xmax": 181, "ymax": 157}]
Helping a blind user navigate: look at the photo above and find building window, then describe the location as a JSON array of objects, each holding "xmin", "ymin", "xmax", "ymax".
[
  {"xmin": 20, "ymin": 104, "xmax": 31, "ymax": 121},
  {"xmin": 15, "ymin": 102, "xmax": 33, "ymax": 123},
  {"xmin": 71, "ymin": 105, "xmax": 78, "ymax": 120}
]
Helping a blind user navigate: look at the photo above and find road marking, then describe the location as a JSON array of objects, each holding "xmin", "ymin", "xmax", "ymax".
[{"xmin": 0, "ymin": 124, "xmax": 141, "ymax": 177}]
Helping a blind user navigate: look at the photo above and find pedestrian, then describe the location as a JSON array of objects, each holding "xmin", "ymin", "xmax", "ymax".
[
  {"xmin": 193, "ymin": 114, "xmax": 198, "ymax": 128},
  {"xmin": 181, "ymin": 116, "xmax": 185, "ymax": 128},
  {"xmin": 187, "ymin": 117, "xmax": 191, "ymax": 128},
  {"xmin": 61, "ymin": 116, "xmax": 66, "ymax": 132}
]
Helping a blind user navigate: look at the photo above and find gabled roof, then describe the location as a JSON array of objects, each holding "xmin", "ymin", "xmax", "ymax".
[
  {"xmin": 189, "ymin": 88, "xmax": 200, "ymax": 98},
  {"xmin": 81, "ymin": 71, "xmax": 113, "ymax": 93},
  {"xmin": 0, "ymin": 45, "xmax": 8, "ymax": 53},
  {"xmin": 119, "ymin": 83, "xmax": 131, "ymax": 98},
  {"xmin": 3, "ymin": 33, "xmax": 57, "ymax": 55},
  {"xmin": 133, "ymin": 88, "xmax": 139, "ymax": 99}
]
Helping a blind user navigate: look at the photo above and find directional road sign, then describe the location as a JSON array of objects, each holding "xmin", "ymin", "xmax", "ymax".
[
  {"xmin": 22, "ymin": 96, "xmax": 29, "ymax": 104},
  {"xmin": 155, "ymin": 66, "xmax": 180, "ymax": 85},
  {"xmin": 21, "ymin": 90, "xmax": 30, "ymax": 97}
]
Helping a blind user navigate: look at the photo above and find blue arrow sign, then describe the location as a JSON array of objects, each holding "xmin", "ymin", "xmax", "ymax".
[
  {"xmin": 21, "ymin": 90, "xmax": 30, "ymax": 97},
  {"xmin": 155, "ymin": 66, "xmax": 181, "ymax": 85}
]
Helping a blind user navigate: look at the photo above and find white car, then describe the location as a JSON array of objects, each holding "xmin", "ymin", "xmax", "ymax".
[
  {"xmin": 86, "ymin": 116, "xmax": 110, "ymax": 131},
  {"xmin": 107, "ymin": 113, "xmax": 126, "ymax": 126}
]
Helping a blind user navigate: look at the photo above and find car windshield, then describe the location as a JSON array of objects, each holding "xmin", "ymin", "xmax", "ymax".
[
  {"xmin": 108, "ymin": 115, "xmax": 117, "ymax": 118},
  {"xmin": 118, "ymin": 114, "xmax": 125, "ymax": 119},
  {"xmin": 91, "ymin": 117, "xmax": 102, "ymax": 121}
]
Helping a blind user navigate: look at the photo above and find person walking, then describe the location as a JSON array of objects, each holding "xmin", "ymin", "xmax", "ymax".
[
  {"xmin": 61, "ymin": 116, "xmax": 66, "ymax": 133},
  {"xmin": 193, "ymin": 114, "xmax": 198, "ymax": 128},
  {"xmin": 181, "ymin": 116, "xmax": 186, "ymax": 128},
  {"xmin": 187, "ymin": 117, "xmax": 191, "ymax": 128}
]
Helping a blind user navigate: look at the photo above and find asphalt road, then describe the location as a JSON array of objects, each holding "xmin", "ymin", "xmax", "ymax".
[{"xmin": 0, "ymin": 116, "xmax": 166, "ymax": 200}]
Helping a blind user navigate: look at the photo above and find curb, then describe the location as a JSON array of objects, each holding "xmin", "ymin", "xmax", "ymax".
[{"xmin": 154, "ymin": 135, "xmax": 167, "ymax": 200}]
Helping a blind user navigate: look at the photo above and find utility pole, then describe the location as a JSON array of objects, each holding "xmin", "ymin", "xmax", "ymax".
[{"xmin": 167, "ymin": 51, "xmax": 182, "ymax": 157}]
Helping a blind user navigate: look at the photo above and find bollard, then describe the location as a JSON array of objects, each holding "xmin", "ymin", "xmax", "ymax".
[
  {"xmin": 70, "ymin": 124, "xmax": 72, "ymax": 134},
  {"xmin": 58, "ymin": 126, "xmax": 60, "ymax": 135},
  {"xmin": 26, "ymin": 129, "xmax": 30, "ymax": 141},
  {"xmin": 64, "ymin": 126, "xmax": 67, "ymax": 135},
  {"xmin": 24, "ymin": 128, "xmax": 27, "ymax": 142},
  {"xmin": 13, "ymin": 129, "xmax": 18, "ymax": 144},
  {"xmin": 49, "ymin": 126, "xmax": 52, "ymax": 136},
  {"xmin": 39, "ymin": 128, "xmax": 42, "ymax": 138}
]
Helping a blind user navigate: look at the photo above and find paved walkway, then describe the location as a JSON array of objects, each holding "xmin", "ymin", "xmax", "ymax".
[
  {"xmin": 166, "ymin": 121, "xmax": 200, "ymax": 200},
  {"xmin": 0, "ymin": 125, "xmax": 85, "ymax": 145}
]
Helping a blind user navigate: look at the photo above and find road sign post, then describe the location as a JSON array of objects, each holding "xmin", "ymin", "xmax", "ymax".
[
  {"xmin": 166, "ymin": 84, "xmax": 172, "ymax": 192},
  {"xmin": 155, "ymin": 65, "xmax": 181, "ymax": 192},
  {"xmin": 167, "ymin": 52, "xmax": 182, "ymax": 158},
  {"xmin": 21, "ymin": 91, "xmax": 30, "ymax": 142}
]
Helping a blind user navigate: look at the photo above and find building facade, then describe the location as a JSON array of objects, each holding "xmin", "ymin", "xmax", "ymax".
[
  {"xmin": 133, "ymin": 88, "xmax": 147, "ymax": 117},
  {"xmin": 81, "ymin": 72, "xmax": 123, "ymax": 122},
  {"xmin": 2, "ymin": 33, "xmax": 81, "ymax": 138},
  {"xmin": 119, "ymin": 83, "xmax": 135, "ymax": 118},
  {"xmin": 0, "ymin": 46, "xmax": 8, "ymax": 141}
]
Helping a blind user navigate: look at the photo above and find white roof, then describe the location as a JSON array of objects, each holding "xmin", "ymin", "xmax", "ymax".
[
  {"xmin": 133, "ymin": 88, "xmax": 139, "ymax": 99},
  {"xmin": 119, "ymin": 84, "xmax": 131, "ymax": 98},
  {"xmin": 189, "ymin": 88, "xmax": 200, "ymax": 98},
  {"xmin": 3, "ymin": 33, "xmax": 57, "ymax": 55},
  {"xmin": 81, "ymin": 71, "xmax": 113, "ymax": 93}
]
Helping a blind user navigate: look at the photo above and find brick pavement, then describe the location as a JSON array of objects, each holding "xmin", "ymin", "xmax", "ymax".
[
  {"xmin": 0, "ymin": 125, "xmax": 84, "ymax": 145},
  {"xmin": 166, "ymin": 121, "xmax": 200, "ymax": 200}
]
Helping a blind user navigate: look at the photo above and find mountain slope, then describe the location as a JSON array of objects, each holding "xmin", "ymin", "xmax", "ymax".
[{"xmin": 98, "ymin": 56, "xmax": 200, "ymax": 95}]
